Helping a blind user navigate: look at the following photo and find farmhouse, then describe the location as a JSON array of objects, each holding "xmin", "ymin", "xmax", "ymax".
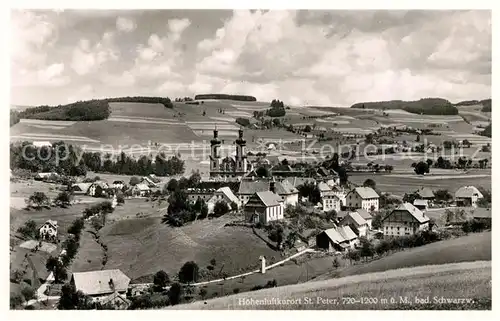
[
  {"xmin": 112, "ymin": 180, "xmax": 125, "ymax": 190},
  {"xmin": 140, "ymin": 176, "xmax": 157, "ymax": 188},
  {"xmin": 88, "ymin": 181, "xmax": 110, "ymax": 197},
  {"xmin": 354, "ymin": 208, "xmax": 373, "ymax": 229},
  {"xmin": 455, "ymin": 186, "xmax": 484, "ymax": 207},
  {"xmin": 209, "ymin": 186, "xmax": 241, "ymax": 209},
  {"xmin": 381, "ymin": 203, "xmax": 430, "ymax": 237},
  {"xmin": 39, "ymin": 220, "xmax": 58, "ymax": 241},
  {"xmin": 415, "ymin": 187, "xmax": 435, "ymax": 201},
  {"xmin": 71, "ymin": 183, "xmax": 92, "ymax": 195},
  {"xmin": 340, "ymin": 212, "xmax": 368, "ymax": 237},
  {"xmin": 130, "ymin": 183, "xmax": 151, "ymax": 197},
  {"xmin": 244, "ymin": 191, "xmax": 284, "ymax": 224},
  {"xmin": 186, "ymin": 188, "xmax": 217, "ymax": 203},
  {"xmin": 315, "ymin": 167, "xmax": 340, "ymax": 186},
  {"xmin": 316, "ymin": 225, "xmax": 357, "ymax": 252},
  {"xmin": 70, "ymin": 269, "xmax": 130, "ymax": 301},
  {"xmin": 238, "ymin": 179, "xmax": 298, "ymax": 206},
  {"xmin": 345, "ymin": 187, "xmax": 379, "ymax": 212},
  {"xmin": 413, "ymin": 199, "xmax": 429, "ymax": 211}
]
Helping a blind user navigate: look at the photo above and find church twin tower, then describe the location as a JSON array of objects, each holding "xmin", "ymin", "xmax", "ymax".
[{"xmin": 209, "ymin": 128, "xmax": 249, "ymax": 178}]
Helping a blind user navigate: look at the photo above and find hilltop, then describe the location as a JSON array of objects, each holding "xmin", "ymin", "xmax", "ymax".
[{"xmin": 351, "ymin": 98, "xmax": 458, "ymax": 115}]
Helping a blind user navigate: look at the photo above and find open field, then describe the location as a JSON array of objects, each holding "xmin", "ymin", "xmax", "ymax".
[
  {"xmin": 100, "ymin": 215, "xmax": 280, "ymax": 281},
  {"xmin": 176, "ymin": 261, "xmax": 491, "ymax": 310},
  {"xmin": 348, "ymin": 173, "xmax": 491, "ymax": 195}
]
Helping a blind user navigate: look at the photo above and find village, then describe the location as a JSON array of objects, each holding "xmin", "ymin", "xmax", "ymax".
[{"xmin": 9, "ymin": 126, "xmax": 492, "ymax": 310}]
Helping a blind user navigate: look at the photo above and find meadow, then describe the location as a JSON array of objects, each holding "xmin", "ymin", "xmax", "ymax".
[{"xmin": 174, "ymin": 261, "xmax": 491, "ymax": 310}]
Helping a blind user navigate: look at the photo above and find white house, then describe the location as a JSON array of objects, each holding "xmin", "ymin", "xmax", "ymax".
[
  {"xmin": 112, "ymin": 180, "xmax": 125, "ymax": 190},
  {"xmin": 455, "ymin": 186, "xmax": 484, "ymax": 208},
  {"xmin": 244, "ymin": 191, "xmax": 284, "ymax": 225},
  {"xmin": 316, "ymin": 225, "xmax": 358, "ymax": 252},
  {"xmin": 381, "ymin": 203, "xmax": 430, "ymax": 237},
  {"xmin": 141, "ymin": 177, "xmax": 158, "ymax": 188},
  {"xmin": 321, "ymin": 193, "xmax": 341, "ymax": 212},
  {"xmin": 131, "ymin": 183, "xmax": 151, "ymax": 197},
  {"xmin": 331, "ymin": 185, "xmax": 348, "ymax": 207},
  {"xmin": 88, "ymin": 181, "xmax": 110, "ymax": 197},
  {"xmin": 354, "ymin": 208, "xmax": 373, "ymax": 229},
  {"xmin": 340, "ymin": 212, "xmax": 368, "ymax": 237},
  {"xmin": 39, "ymin": 220, "xmax": 58, "ymax": 241},
  {"xmin": 345, "ymin": 187, "xmax": 379, "ymax": 212}
]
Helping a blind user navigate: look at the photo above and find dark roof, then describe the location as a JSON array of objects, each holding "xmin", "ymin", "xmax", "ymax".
[
  {"xmin": 416, "ymin": 187, "xmax": 434, "ymax": 199},
  {"xmin": 238, "ymin": 180, "xmax": 298, "ymax": 195},
  {"xmin": 284, "ymin": 177, "xmax": 316, "ymax": 188},
  {"xmin": 390, "ymin": 203, "xmax": 429, "ymax": 224}
]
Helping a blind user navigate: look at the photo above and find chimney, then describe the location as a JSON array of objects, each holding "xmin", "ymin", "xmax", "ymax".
[{"xmin": 270, "ymin": 179, "xmax": 276, "ymax": 194}]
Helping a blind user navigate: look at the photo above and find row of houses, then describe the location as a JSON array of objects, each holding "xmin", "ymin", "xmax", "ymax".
[{"xmin": 71, "ymin": 176, "xmax": 160, "ymax": 198}]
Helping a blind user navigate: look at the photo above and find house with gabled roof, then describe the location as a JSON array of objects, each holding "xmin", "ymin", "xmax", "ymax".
[
  {"xmin": 455, "ymin": 186, "xmax": 484, "ymax": 208},
  {"xmin": 340, "ymin": 212, "xmax": 368, "ymax": 237},
  {"xmin": 88, "ymin": 181, "xmax": 110, "ymax": 197},
  {"xmin": 244, "ymin": 190, "xmax": 284, "ymax": 225},
  {"xmin": 416, "ymin": 187, "xmax": 435, "ymax": 201},
  {"xmin": 355, "ymin": 208, "xmax": 373, "ymax": 229},
  {"xmin": 413, "ymin": 199, "xmax": 429, "ymax": 211},
  {"xmin": 39, "ymin": 220, "xmax": 58, "ymax": 241},
  {"xmin": 346, "ymin": 187, "xmax": 379, "ymax": 212},
  {"xmin": 238, "ymin": 178, "xmax": 298, "ymax": 206},
  {"xmin": 141, "ymin": 176, "xmax": 158, "ymax": 188},
  {"xmin": 70, "ymin": 269, "xmax": 130, "ymax": 299},
  {"xmin": 316, "ymin": 225, "xmax": 358, "ymax": 252},
  {"xmin": 130, "ymin": 183, "xmax": 151, "ymax": 197},
  {"xmin": 381, "ymin": 203, "xmax": 430, "ymax": 237},
  {"xmin": 71, "ymin": 183, "xmax": 92, "ymax": 195},
  {"xmin": 98, "ymin": 291, "xmax": 131, "ymax": 310}
]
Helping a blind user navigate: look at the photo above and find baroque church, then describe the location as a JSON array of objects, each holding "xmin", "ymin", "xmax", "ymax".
[{"xmin": 209, "ymin": 128, "xmax": 251, "ymax": 178}]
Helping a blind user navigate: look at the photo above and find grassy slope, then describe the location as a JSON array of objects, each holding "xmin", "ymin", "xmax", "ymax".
[
  {"xmin": 172, "ymin": 231, "xmax": 490, "ymax": 304},
  {"xmin": 325, "ymin": 231, "xmax": 491, "ymax": 280},
  {"xmin": 173, "ymin": 261, "xmax": 491, "ymax": 310},
  {"xmin": 100, "ymin": 215, "xmax": 280, "ymax": 280}
]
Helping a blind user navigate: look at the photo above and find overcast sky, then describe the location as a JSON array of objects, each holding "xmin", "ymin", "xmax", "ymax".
[{"xmin": 11, "ymin": 9, "xmax": 491, "ymax": 107}]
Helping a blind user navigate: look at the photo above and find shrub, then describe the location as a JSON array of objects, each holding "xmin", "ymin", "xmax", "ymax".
[
  {"xmin": 235, "ymin": 117, "xmax": 251, "ymax": 127},
  {"xmin": 178, "ymin": 261, "xmax": 199, "ymax": 283}
]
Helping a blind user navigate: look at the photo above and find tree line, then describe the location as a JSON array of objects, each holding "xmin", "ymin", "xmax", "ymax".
[
  {"xmin": 10, "ymin": 141, "xmax": 185, "ymax": 177},
  {"xmin": 194, "ymin": 94, "xmax": 257, "ymax": 101},
  {"xmin": 352, "ymin": 98, "xmax": 459, "ymax": 115},
  {"xmin": 12, "ymin": 96, "xmax": 174, "ymax": 122}
]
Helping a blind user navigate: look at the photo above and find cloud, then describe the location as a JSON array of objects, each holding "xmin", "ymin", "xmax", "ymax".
[
  {"xmin": 193, "ymin": 9, "xmax": 491, "ymax": 105},
  {"xmin": 70, "ymin": 32, "xmax": 119, "ymax": 75},
  {"xmin": 168, "ymin": 18, "xmax": 191, "ymax": 35},
  {"xmin": 10, "ymin": 10, "xmax": 491, "ymax": 106},
  {"xmin": 128, "ymin": 18, "xmax": 191, "ymax": 83},
  {"xmin": 116, "ymin": 16, "xmax": 136, "ymax": 32}
]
